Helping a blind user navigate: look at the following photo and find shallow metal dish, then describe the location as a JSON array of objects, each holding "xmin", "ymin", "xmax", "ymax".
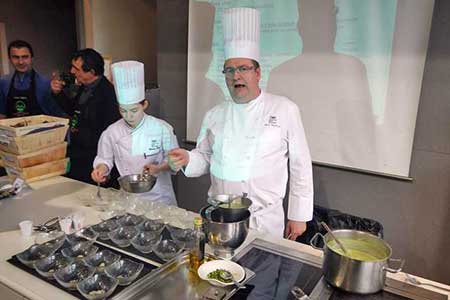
[
  {"xmin": 113, "ymin": 253, "xmax": 255, "ymax": 300},
  {"xmin": 118, "ymin": 174, "xmax": 156, "ymax": 193}
]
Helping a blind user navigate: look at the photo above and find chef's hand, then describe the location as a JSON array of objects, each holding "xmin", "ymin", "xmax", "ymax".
[
  {"xmin": 143, "ymin": 163, "xmax": 161, "ymax": 175},
  {"xmin": 168, "ymin": 148, "xmax": 189, "ymax": 172},
  {"xmin": 91, "ymin": 164, "xmax": 108, "ymax": 183},
  {"xmin": 50, "ymin": 72, "xmax": 65, "ymax": 95},
  {"xmin": 285, "ymin": 220, "xmax": 307, "ymax": 241}
]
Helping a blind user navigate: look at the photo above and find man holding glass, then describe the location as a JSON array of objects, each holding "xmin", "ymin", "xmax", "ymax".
[{"xmin": 169, "ymin": 7, "xmax": 313, "ymax": 240}]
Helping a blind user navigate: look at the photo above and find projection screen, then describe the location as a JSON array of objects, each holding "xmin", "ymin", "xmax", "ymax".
[{"xmin": 186, "ymin": 0, "xmax": 434, "ymax": 177}]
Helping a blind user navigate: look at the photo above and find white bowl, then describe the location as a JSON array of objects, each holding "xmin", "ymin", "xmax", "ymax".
[{"xmin": 197, "ymin": 260, "xmax": 245, "ymax": 287}]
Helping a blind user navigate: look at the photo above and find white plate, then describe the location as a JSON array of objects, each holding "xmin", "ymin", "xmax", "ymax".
[{"xmin": 197, "ymin": 260, "xmax": 245, "ymax": 287}]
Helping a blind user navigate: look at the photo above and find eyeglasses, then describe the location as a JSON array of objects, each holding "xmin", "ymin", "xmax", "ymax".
[{"xmin": 222, "ymin": 65, "xmax": 255, "ymax": 78}]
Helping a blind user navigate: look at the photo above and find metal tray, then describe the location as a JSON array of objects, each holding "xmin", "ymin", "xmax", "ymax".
[{"xmin": 113, "ymin": 253, "xmax": 255, "ymax": 300}]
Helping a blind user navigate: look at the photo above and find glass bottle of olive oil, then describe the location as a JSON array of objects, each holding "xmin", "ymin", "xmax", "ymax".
[{"xmin": 189, "ymin": 217, "xmax": 206, "ymax": 272}]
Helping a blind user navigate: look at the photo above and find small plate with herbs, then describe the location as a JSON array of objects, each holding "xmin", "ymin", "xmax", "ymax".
[{"xmin": 197, "ymin": 260, "xmax": 245, "ymax": 287}]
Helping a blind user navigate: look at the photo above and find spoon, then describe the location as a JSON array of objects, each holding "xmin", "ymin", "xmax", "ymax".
[
  {"xmin": 96, "ymin": 182, "xmax": 102, "ymax": 200},
  {"xmin": 320, "ymin": 222, "xmax": 349, "ymax": 255},
  {"xmin": 218, "ymin": 270, "xmax": 246, "ymax": 289},
  {"xmin": 227, "ymin": 192, "xmax": 248, "ymax": 208}
]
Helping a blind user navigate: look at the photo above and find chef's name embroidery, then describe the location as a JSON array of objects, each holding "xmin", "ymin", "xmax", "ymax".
[
  {"xmin": 264, "ymin": 115, "xmax": 280, "ymax": 127},
  {"xmin": 143, "ymin": 139, "xmax": 161, "ymax": 158}
]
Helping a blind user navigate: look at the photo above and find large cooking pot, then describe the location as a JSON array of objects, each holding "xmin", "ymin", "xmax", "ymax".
[{"xmin": 310, "ymin": 229, "xmax": 404, "ymax": 294}]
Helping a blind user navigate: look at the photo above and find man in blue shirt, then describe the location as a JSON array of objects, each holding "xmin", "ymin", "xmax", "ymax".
[{"xmin": 0, "ymin": 40, "xmax": 65, "ymax": 118}]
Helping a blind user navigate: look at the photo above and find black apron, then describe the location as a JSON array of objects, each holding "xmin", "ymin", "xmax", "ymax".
[
  {"xmin": 6, "ymin": 70, "xmax": 43, "ymax": 117},
  {"xmin": 66, "ymin": 86, "xmax": 98, "ymax": 184}
]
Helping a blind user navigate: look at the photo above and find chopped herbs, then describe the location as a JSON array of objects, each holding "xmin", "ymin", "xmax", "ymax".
[{"xmin": 207, "ymin": 269, "xmax": 232, "ymax": 283}]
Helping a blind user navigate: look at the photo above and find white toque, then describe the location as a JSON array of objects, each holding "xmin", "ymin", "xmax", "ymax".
[
  {"xmin": 222, "ymin": 7, "xmax": 260, "ymax": 61},
  {"xmin": 111, "ymin": 60, "xmax": 145, "ymax": 105}
]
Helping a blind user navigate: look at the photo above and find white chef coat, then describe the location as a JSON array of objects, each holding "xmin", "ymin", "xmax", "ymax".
[
  {"xmin": 184, "ymin": 91, "xmax": 314, "ymax": 237},
  {"xmin": 94, "ymin": 114, "xmax": 178, "ymax": 206}
]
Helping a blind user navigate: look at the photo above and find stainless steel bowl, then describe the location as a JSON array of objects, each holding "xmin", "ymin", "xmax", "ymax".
[
  {"xmin": 118, "ymin": 174, "xmax": 156, "ymax": 194},
  {"xmin": 200, "ymin": 205, "xmax": 250, "ymax": 258},
  {"xmin": 207, "ymin": 194, "xmax": 252, "ymax": 223}
]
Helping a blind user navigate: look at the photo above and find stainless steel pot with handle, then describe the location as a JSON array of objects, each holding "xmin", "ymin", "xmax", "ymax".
[{"xmin": 310, "ymin": 229, "xmax": 404, "ymax": 294}]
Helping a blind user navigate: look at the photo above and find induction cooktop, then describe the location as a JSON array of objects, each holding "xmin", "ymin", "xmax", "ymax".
[{"xmin": 232, "ymin": 239, "xmax": 410, "ymax": 300}]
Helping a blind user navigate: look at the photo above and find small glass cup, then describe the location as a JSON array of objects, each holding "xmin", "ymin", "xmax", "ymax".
[{"xmin": 19, "ymin": 220, "xmax": 33, "ymax": 236}]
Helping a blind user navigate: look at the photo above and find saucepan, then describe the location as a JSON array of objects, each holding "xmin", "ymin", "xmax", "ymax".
[{"xmin": 310, "ymin": 229, "xmax": 404, "ymax": 294}]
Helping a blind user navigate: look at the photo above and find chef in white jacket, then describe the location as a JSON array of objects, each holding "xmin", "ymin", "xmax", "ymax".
[
  {"xmin": 91, "ymin": 61, "xmax": 178, "ymax": 206},
  {"xmin": 169, "ymin": 8, "xmax": 313, "ymax": 239}
]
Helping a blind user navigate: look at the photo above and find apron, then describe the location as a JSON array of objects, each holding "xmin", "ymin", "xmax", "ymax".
[
  {"xmin": 66, "ymin": 87, "xmax": 97, "ymax": 184},
  {"xmin": 6, "ymin": 70, "xmax": 43, "ymax": 117}
]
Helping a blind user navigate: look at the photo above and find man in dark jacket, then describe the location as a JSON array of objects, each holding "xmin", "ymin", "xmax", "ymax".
[
  {"xmin": 51, "ymin": 48, "xmax": 120, "ymax": 185},
  {"xmin": 0, "ymin": 40, "xmax": 65, "ymax": 118}
]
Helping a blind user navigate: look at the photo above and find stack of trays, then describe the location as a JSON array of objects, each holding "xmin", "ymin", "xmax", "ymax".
[{"xmin": 0, "ymin": 115, "xmax": 69, "ymax": 183}]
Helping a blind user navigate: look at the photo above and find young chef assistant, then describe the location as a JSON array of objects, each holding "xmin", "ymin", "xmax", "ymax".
[{"xmin": 91, "ymin": 61, "xmax": 178, "ymax": 206}]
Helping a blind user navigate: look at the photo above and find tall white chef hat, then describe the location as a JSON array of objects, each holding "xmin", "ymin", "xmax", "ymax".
[
  {"xmin": 222, "ymin": 7, "xmax": 260, "ymax": 62},
  {"xmin": 111, "ymin": 60, "xmax": 145, "ymax": 105}
]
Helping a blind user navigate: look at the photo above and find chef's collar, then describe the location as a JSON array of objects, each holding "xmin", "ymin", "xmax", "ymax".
[
  {"xmin": 232, "ymin": 90, "xmax": 263, "ymax": 107},
  {"xmin": 126, "ymin": 114, "xmax": 146, "ymax": 132}
]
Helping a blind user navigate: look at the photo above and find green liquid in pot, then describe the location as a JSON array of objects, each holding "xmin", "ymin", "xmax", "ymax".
[
  {"xmin": 327, "ymin": 237, "xmax": 387, "ymax": 261},
  {"xmin": 219, "ymin": 203, "xmax": 246, "ymax": 209}
]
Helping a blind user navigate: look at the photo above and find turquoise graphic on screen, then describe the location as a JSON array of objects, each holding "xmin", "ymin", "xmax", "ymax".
[
  {"xmin": 334, "ymin": 0, "xmax": 397, "ymax": 122},
  {"xmin": 195, "ymin": 0, "xmax": 397, "ymax": 122}
]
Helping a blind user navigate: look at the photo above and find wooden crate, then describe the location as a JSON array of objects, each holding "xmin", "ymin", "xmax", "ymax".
[
  {"xmin": 0, "ymin": 125, "xmax": 69, "ymax": 155},
  {"xmin": 0, "ymin": 115, "xmax": 69, "ymax": 137},
  {"xmin": 5, "ymin": 158, "xmax": 70, "ymax": 183},
  {"xmin": 0, "ymin": 142, "xmax": 67, "ymax": 168}
]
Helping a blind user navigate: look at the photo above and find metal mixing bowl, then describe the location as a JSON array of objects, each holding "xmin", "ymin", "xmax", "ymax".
[
  {"xmin": 117, "ymin": 174, "xmax": 156, "ymax": 193},
  {"xmin": 200, "ymin": 205, "xmax": 250, "ymax": 258},
  {"xmin": 207, "ymin": 194, "xmax": 252, "ymax": 223}
]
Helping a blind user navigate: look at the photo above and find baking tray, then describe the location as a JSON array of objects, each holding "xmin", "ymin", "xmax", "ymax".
[
  {"xmin": 7, "ymin": 241, "xmax": 158, "ymax": 300},
  {"xmin": 112, "ymin": 253, "xmax": 255, "ymax": 300}
]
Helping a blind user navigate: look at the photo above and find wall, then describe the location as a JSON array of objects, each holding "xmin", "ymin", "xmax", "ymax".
[
  {"xmin": 0, "ymin": 0, "xmax": 77, "ymax": 77},
  {"xmin": 89, "ymin": 0, "xmax": 157, "ymax": 84},
  {"xmin": 157, "ymin": 0, "xmax": 450, "ymax": 283}
]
